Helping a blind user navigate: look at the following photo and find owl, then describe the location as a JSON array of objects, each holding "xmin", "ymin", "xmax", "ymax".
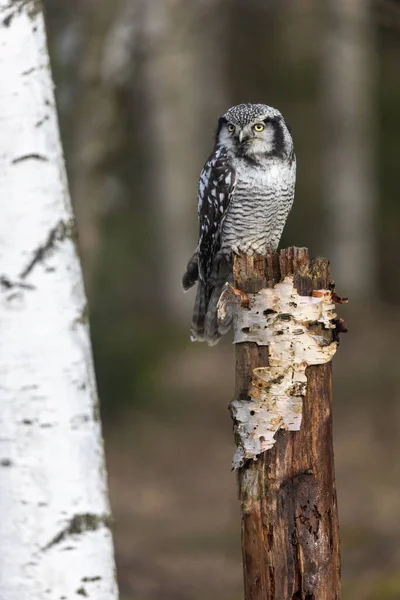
[{"xmin": 182, "ymin": 103, "xmax": 296, "ymax": 345}]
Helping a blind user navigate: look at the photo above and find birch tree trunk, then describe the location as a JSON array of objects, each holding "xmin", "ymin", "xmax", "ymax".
[{"xmin": 0, "ymin": 2, "xmax": 118, "ymax": 598}]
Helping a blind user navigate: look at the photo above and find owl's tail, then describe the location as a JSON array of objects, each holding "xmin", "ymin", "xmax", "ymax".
[
  {"xmin": 190, "ymin": 280, "xmax": 209, "ymax": 343},
  {"xmin": 190, "ymin": 258, "xmax": 233, "ymax": 346},
  {"xmin": 182, "ymin": 251, "xmax": 198, "ymax": 291}
]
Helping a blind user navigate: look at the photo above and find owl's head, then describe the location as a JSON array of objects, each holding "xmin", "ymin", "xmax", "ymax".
[{"xmin": 216, "ymin": 103, "xmax": 293, "ymax": 162}]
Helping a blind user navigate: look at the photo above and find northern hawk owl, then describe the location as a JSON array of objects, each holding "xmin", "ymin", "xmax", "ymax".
[{"xmin": 183, "ymin": 103, "xmax": 296, "ymax": 345}]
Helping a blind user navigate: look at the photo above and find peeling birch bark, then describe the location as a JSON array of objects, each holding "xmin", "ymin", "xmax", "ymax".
[
  {"xmin": 219, "ymin": 279, "xmax": 338, "ymax": 467},
  {"xmin": 0, "ymin": 3, "xmax": 118, "ymax": 599}
]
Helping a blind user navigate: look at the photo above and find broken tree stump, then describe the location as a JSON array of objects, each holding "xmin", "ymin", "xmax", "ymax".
[{"xmin": 231, "ymin": 247, "xmax": 342, "ymax": 600}]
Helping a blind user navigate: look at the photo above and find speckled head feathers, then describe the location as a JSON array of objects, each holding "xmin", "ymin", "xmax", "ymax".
[
  {"xmin": 216, "ymin": 103, "xmax": 294, "ymax": 162},
  {"xmin": 223, "ymin": 103, "xmax": 282, "ymax": 128}
]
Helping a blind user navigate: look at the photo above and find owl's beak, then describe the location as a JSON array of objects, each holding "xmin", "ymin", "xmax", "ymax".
[{"xmin": 238, "ymin": 130, "xmax": 249, "ymax": 144}]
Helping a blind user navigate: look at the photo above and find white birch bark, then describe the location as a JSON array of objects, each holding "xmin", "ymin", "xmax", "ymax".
[
  {"xmin": 321, "ymin": 0, "xmax": 377, "ymax": 299},
  {"xmin": 218, "ymin": 280, "xmax": 338, "ymax": 467},
  {"xmin": 0, "ymin": 2, "xmax": 118, "ymax": 598}
]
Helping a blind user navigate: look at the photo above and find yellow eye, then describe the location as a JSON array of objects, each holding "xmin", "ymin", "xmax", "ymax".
[
  {"xmin": 227, "ymin": 123, "xmax": 235, "ymax": 133},
  {"xmin": 253, "ymin": 123, "xmax": 265, "ymax": 132}
]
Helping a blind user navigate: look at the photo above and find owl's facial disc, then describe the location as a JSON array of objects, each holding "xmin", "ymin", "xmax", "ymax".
[
  {"xmin": 235, "ymin": 121, "xmax": 276, "ymax": 159},
  {"xmin": 238, "ymin": 123, "xmax": 265, "ymax": 142},
  {"xmin": 216, "ymin": 106, "xmax": 293, "ymax": 161}
]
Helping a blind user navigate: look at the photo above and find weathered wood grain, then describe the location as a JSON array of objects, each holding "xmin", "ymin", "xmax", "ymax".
[{"xmin": 233, "ymin": 247, "xmax": 341, "ymax": 600}]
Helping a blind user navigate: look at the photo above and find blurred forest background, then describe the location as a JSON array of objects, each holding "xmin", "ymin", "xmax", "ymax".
[{"xmin": 44, "ymin": 1, "xmax": 400, "ymax": 598}]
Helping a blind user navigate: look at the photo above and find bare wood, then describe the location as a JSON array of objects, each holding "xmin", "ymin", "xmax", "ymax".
[{"xmin": 233, "ymin": 247, "xmax": 341, "ymax": 600}]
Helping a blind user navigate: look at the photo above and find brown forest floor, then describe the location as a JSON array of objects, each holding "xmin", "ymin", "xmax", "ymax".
[{"xmin": 104, "ymin": 306, "xmax": 400, "ymax": 600}]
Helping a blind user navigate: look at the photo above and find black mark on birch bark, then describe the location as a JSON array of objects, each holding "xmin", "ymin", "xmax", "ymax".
[
  {"xmin": 22, "ymin": 67, "xmax": 36, "ymax": 76},
  {"xmin": 1, "ymin": 0, "xmax": 42, "ymax": 27},
  {"xmin": 20, "ymin": 219, "xmax": 77, "ymax": 279},
  {"xmin": 1, "ymin": 11, "xmax": 12, "ymax": 26},
  {"xmin": 35, "ymin": 115, "xmax": 49, "ymax": 127},
  {"xmin": 12, "ymin": 153, "xmax": 48, "ymax": 164},
  {"xmin": 42, "ymin": 513, "xmax": 113, "ymax": 551},
  {"xmin": 0, "ymin": 275, "xmax": 35, "ymax": 292}
]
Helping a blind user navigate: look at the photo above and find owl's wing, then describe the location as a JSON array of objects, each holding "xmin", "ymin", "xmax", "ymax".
[{"xmin": 197, "ymin": 147, "xmax": 236, "ymax": 283}]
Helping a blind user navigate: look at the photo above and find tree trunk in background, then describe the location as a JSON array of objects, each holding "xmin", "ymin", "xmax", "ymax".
[
  {"xmin": 321, "ymin": 0, "xmax": 377, "ymax": 300},
  {"xmin": 191, "ymin": 1, "xmax": 228, "ymax": 160},
  {"xmin": 226, "ymin": 0, "xmax": 280, "ymax": 104},
  {"xmin": 67, "ymin": 0, "xmax": 124, "ymax": 297},
  {"xmin": 0, "ymin": 3, "xmax": 118, "ymax": 597},
  {"xmin": 141, "ymin": 0, "xmax": 204, "ymax": 320}
]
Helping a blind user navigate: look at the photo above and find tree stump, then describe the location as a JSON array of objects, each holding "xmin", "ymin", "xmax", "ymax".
[{"xmin": 233, "ymin": 247, "xmax": 341, "ymax": 600}]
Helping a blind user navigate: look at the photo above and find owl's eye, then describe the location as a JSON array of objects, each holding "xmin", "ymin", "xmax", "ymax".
[
  {"xmin": 253, "ymin": 123, "xmax": 265, "ymax": 132},
  {"xmin": 227, "ymin": 123, "xmax": 235, "ymax": 133}
]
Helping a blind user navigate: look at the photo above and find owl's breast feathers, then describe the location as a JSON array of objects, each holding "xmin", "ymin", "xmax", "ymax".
[{"xmin": 221, "ymin": 154, "xmax": 296, "ymax": 254}]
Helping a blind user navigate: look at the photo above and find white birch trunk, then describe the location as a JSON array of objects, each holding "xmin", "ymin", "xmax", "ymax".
[{"xmin": 0, "ymin": 2, "xmax": 119, "ymax": 598}]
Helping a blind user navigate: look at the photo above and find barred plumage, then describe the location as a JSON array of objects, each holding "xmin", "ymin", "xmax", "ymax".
[{"xmin": 183, "ymin": 103, "xmax": 296, "ymax": 345}]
